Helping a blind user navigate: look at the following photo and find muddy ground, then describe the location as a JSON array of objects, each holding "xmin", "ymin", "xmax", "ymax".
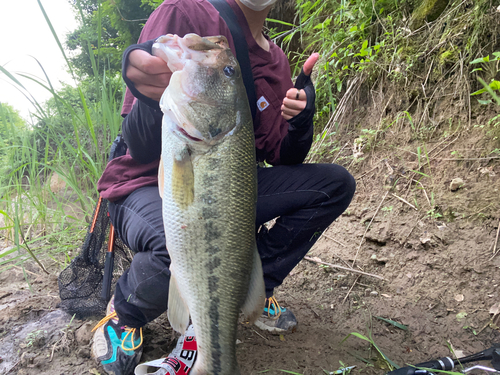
[{"xmin": 1, "ymin": 126, "xmax": 500, "ymax": 375}]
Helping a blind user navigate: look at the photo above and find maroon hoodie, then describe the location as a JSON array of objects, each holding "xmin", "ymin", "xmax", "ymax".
[{"xmin": 98, "ymin": 0, "xmax": 313, "ymax": 201}]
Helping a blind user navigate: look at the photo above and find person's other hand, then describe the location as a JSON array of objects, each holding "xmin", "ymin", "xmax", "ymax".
[
  {"xmin": 126, "ymin": 49, "xmax": 172, "ymax": 102},
  {"xmin": 281, "ymin": 53, "xmax": 319, "ymax": 121}
]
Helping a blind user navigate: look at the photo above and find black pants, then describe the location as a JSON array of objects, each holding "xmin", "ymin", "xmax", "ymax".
[{"xmin": 109, "ymin": 163, "xmax": 355, "ymax": 328}]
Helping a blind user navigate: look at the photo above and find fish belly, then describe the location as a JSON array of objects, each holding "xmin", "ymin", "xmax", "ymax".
[{"xmin": 161, "ymin": 116, "xmax": 257, "ymax": 375}]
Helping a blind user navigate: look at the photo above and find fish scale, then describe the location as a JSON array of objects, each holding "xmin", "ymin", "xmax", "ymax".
[{"xmin": 155, "ymin": 33, "xmax": 265, "ymax": 375}]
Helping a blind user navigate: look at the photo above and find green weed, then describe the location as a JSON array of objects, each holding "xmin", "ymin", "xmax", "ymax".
[
  {"xmin": 342, "ymin": 331, "xmax": 398, "ymax": 371},
  {"xmin": 0, "ymin": 0, "xmax": 122, "ymax": 270},
  {"xmin": 381, "ymin": 206, "xmax": 393, "ymax": 214},
  {"xmin": 24, "ymin": 329, "xmax": 47, "ymax": 348}
]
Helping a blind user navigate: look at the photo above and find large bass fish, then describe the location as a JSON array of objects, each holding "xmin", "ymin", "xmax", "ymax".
[{"xmin": 153, "ymin": 33, "xmax": 265, "ymax": 375}]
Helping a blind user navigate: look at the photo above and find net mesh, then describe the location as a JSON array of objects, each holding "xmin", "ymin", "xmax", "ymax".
[
  {"xmin": 58, "ymin": 198, "xmax": 133, "ymax": 318},
  {"xmin": 58, "ymin": 135, "xmax": 131, "ymax": 318}
]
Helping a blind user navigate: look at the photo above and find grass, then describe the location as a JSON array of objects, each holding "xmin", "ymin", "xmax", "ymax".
[
  {"xmin": 269, "ymin": 0, "xmax": 499, "ymax": 170},
  {"xmin": 0, "ymin": 0, "xmax": 122, "ymax": 272}
]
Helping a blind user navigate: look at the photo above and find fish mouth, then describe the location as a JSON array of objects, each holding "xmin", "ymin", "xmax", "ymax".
[{"xmin": 176, "ymin": 125, "xmax": 203, "ymax": 142}]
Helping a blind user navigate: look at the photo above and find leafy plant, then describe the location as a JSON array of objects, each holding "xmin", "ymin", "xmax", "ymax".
[
  {"xmin": 269, "ymin": 0, "xmax": 400, "ymax": 121},
  {"xmin": 470, "ymin": 52, "xmax": 500, "ymax": 104}
]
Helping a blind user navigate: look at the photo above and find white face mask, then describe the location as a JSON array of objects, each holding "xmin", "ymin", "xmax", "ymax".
[{"xmin": 239, "ymin": 0, "xmax": 277, "ymax": 11}]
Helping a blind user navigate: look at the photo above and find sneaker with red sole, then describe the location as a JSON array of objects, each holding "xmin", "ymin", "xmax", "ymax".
[{"xmin": 134, "ymin": 324, "xmax": 197, "ymax": 375}]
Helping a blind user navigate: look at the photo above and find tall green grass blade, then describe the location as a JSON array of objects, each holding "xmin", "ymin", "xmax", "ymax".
[
  {"xmin": 0, "ymin": 65, "xmax": 46, "ymax": 115},
  {"xmin": 374, "ymin": 316, "xmax": 408, "ymax": 331},
  {"xmin": 342, "ymin": 332, "xmax": 399, "ymax": 370},
  {"xmin": 37, "ymin": 0, "xmax": 75, "ymax": 79},
  {"xmin": 267, "ymin": 18, "xmax": 295, "ymax": 27}
]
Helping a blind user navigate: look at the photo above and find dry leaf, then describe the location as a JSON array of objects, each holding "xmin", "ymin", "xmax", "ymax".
[{"xmin": 489, "ymin": 302, "xmax": 500, "ymax": 316}]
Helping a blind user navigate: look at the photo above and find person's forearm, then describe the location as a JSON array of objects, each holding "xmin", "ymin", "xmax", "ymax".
[
  {"xmin": 122, "ymin": 100, "xmax": 163, "ymax": 164},
  {"xmin": 279, "ymin": 119, "xmax": 313, "ymax": 165},
  {"xmin": 279, "ymin": 68, "xmax": 316, "ymax": 165}
]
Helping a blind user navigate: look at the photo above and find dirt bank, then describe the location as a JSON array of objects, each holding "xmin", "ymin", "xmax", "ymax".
[{"xmin": 1, "ymin": 129, "xmax": 500, "ymax": 374}]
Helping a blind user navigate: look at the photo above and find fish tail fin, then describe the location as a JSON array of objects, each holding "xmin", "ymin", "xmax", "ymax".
[{"xmin": 241, "ymin": 246, "xmax": 266, "ymax": 324}]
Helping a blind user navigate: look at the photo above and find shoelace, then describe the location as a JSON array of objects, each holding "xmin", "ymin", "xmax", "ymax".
[
  {"xmin": 265, "ymin": 296, "xmax": 282, "ymax": 319},
  {"xmin": 92, "ymin": 311, "xmax": 143, "ymax": 351}
]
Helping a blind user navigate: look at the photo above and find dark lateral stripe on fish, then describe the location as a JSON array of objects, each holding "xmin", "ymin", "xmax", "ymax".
[
  {"xmin": 209, "ymin": 295, "xmax": 222, "ymax": 373},
  {"xmin": 202, "ymin": 206, "xmax": 220, "ymax": 219},
  {"xmin": 200, "ymin": 191, "xmax": 218, "ymax": 205},
  {"xmin": 206, "ymin": 257, "xmax": 221, "ymax": 272},
  {"xmin": 204, "ymin": 221, "xmax": 221, "ymax": 242},
  {"xmin": 207, "ymin": 245, "xmax": 221, "ymax": 255}
]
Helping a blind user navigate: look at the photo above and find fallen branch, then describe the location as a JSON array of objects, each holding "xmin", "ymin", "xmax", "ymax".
[
  {"xmin": 411, "ymin": 179, "xmax": 432, "ymax": 208},
  {"xmin": 343, "ymin": 275, "xmax": 361, "ymax": 305},
  {"xmin": 391, "ymin": 193, "xmax": 417, "ymax": 210},
  {"xmin": 332, "ymin": 142, "xmax": 349, "ymax": 164},
  {"xmin": 304, "ymin": 256, "xmax": 385, "ymax": 281},
  {"xmin": 430, "ymin": 156, "xmax": 500, "ymax": 161},
  {"xmin": 322, "ymin": 233, "xmax": 347, "ymax": 248},
  {"xmin": 250, "ymin": 328, "xmax": 268, "ymax": 341}
]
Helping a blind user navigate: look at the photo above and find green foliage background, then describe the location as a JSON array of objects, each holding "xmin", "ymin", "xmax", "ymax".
[{"xmin": 0, "ymin": 0, "xmax": 498, "ymax": 268}]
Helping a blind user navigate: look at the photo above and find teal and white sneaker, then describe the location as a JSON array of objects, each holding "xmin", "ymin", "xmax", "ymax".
[
  {"xmin": 91, "ymin": 297, "xmax": 143, "ymax": 375},
  {"xmin": 254, "ymin": 296, "xmax": 297, "ymax": 333}
]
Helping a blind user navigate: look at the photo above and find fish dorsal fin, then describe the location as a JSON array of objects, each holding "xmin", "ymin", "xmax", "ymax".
[
  {"xmin": 172, "ymin": 146, "xmax": 195, "ymax": 209},
  {"xmin": 158, "ymin": 156, "xmax": 164, "ymax": 199},
  {"xmin": 167, "ymin": 270, "xmax": 191, "ymax": 334},
  {"xmin": 241, "ymin": 246, "xmax": 266, "ymax": 324}
]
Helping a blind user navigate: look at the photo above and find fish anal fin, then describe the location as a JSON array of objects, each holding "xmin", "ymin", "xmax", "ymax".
[
  {"xmin": 172, "ymin": 147, "xmax": 194, "ymax": 209},
  {"xmin": 167, "ymin": 271, "xmax": 190, "ymax": 334},
  {"xmin": 241, "ymin": 246, "xmax": 266, "ymax": 324}
]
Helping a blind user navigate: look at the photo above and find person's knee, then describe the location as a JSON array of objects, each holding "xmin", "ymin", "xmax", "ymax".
[
  {"xmin": 322, "ymin": 164, "xmax": 356, "ymax": 197},
  {"xmin": 343, "ymin": 167, "xmax": 356, "ymax": 200}
]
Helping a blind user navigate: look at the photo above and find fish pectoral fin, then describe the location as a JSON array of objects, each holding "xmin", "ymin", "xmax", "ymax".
[
  {"xmin": 172, "ymin": 147, "xmax": 194, "ymax": 208},
  {"xmin": 167, "ymin": 271, "xmax": 191, "ymax": 334},
  {"xmin": 241, "ymin": 246, "xmax": 266, "ymax": 324},
  {"xmin": 158, "ymin": 156, "xmax": 164, "ymax": 199}
]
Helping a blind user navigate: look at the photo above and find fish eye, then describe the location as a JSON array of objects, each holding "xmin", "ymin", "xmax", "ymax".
[{"xmin": 223, "ymin": 65, "xmax": 235, "ymax": 77}]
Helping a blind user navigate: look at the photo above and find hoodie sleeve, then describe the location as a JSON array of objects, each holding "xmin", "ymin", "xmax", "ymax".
[{"xmin": 279, "ymin": 68, "xmax": 316, "ymax": 165}]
